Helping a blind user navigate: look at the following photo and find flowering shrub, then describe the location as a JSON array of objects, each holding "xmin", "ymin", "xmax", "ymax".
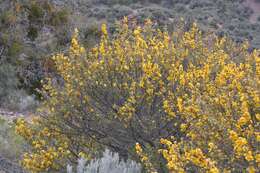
[{"xmin": 16, "ymin": 18, "xmax": 260, "ymax": 172}]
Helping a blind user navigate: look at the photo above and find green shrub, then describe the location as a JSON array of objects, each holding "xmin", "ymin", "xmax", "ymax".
[
  {"xmin": 7, "ymin": 41, "xmax": 22, "ymax": 57},
  {"xmin": 27, "ymin": 26, "xmax": 38, "ymax": 41},
  {"xmin": 0, "ymin": 10, "xmax": 16, "ymax": 26},
  {"xmin": 27, "ymin": 3, "xmax": 44, "ymax": 22},
  {"xmin": 49, "ymin": 9, "xmax": 69, "ymax": 26}
]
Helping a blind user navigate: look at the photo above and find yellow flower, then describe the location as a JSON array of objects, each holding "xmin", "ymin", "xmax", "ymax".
[
  {"xmin": 247, "ymin": 166, "xmax": 256, "ymax": 173},
  {"xmin": 244, "ymin": 151, "xmax": 254, "ymax": 161},
  {"xmin": 256, "ymin": 114, "xmax": 260, "ymax": 121},
  {"xmin": 208, "ymin": 167, "xmax": 219, "ymax": 173},
  {"xmin": 237, "ymin": 116, "xmax": 248, "ymax": 126},
  {"xmin": 134, "ymin": 26, "xmax": 141, "ymax": 36},
  {"xmin": 177, "ymin": 97, "xmax": 183, "ymax": 112},
  {"xmin": 255, "ymin": 154, "xmax": 260, "ymax": 163},
  {"xmin": 208, "ymin": 142, "xmax": 215, "ymax": 152},
  {"xmin": 101, "ymin": 23, "xmax": 108, "ymax": 36},
  {"xmin": 180, "ymin": 123, "xmax": 187, "ymax": 132}
]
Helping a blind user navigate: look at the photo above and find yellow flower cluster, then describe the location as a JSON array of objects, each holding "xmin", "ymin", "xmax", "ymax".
[
  {"xmin": 15, "ymin": 118, "xmax": 33, "ymax": 140},
  {"xmin": 229, "ymin": 130, "xmax": 254, "ymax": 161},
  {"xmin": 163, "ymin": 99, "xmax": 176, "ymax": 118},
  {"xmin": 22, "ymin": 147, "xmax": 60, "ymax": 172},
  {"xmin": 159, "ymin": 138, "xmax": 185, "ymax": 173},
  {"xmin": 70, "ymin": 28, "xmax": 85, "ymax": 55},
  {"xmin": 135, "ymin": 143, "xmax": 157, "ymax": 173},
  {"xmin": 182, "ymin": 23, "xmax": 199, "ymax": 49},
  {"xmin": 185, "ymin": 148, "xmax": 219, "ymax": 173},
  {"xmin": 16, "ymin": 118, "xmax": 71, "ymax": 172},
  {"xmin": 160, "ymin": 138, "xmax": 219, "ymax": 173}
]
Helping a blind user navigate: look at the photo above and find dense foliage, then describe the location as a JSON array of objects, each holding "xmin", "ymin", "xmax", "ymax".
[
  {"xmin": 16, "ymin": 19, "xmax": 260, "ymax": 172},
  {"xmin": 1, "ymin": 0, "xmax": 260, "ymax": 110}
]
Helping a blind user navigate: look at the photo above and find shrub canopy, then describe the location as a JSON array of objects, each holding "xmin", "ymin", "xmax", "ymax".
[{"xmin": 16, "ymin": 18, "xmax": 260, "ymax": 172}]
